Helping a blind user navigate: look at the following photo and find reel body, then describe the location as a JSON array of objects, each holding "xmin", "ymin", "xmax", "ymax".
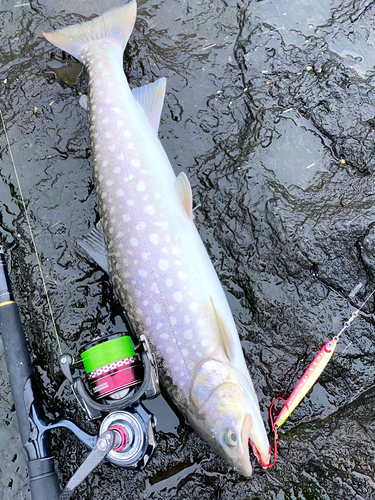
[{"xmin": 59, "ymin": 331, "xmax": 160, "ymax": 470}]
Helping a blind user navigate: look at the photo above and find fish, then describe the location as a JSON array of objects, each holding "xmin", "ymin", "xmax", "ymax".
[{"xmin": 43, "ymin": 1, "xmax": 270, "ymax": 476}]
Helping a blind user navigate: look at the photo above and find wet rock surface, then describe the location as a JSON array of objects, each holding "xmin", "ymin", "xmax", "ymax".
[{"xmin": 1, "ymin": 0, "xmax": 375, "ymax": 499}]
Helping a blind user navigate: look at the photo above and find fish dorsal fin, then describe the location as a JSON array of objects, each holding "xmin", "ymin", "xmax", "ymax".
[
  {"xmin": 210, "ymin": 296, "xmax": 235, "ymax": 362},
  {"xmin": 175, "ymin": 172, "xmax": 194, "ymax": 220},
  {"xmin": 77, "ymin": 221, "xmax": 109, "ymax": 274},
  {"xmin": 132, "ymin": 77, "xmax": 166, "ymax": 133}
]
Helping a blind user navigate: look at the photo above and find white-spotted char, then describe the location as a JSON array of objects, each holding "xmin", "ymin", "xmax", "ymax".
[{"xmin": 44, "ymin": 1, "xmax": 270, "ymax": 476}]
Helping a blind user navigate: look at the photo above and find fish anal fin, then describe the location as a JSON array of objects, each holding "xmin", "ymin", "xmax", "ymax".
[
  {"xmin": 210, "ymin": 296, "xmax": 235, "ymax": 362},
  {"xmin": 77, "ymin": 221, "xmax": 109, "ymax": 274},
  {"xmin": 175, "ymin": 172, "xmax": 194, "ymax": 220},
  {"xmin": 132, "ymin": 78, "xmax": 166, "ymax": 133}
]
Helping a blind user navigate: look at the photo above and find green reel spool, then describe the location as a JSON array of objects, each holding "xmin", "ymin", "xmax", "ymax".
[{"xmin": 81, "ymin": 336, "xmax": 135, "ymax": 374}]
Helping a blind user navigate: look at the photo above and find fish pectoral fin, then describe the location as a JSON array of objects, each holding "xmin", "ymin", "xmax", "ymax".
[
  {"xmin": 175, "ymin": 172, "xmax": 194, "ymax": 220},
  {"xmin": 210, "ymin": 296, "xmax": 235, "ymax": 362},
  {"xmin": 77, "ymin": 221, "xmax": 109, "ymax": 274},
  {"xmin": 132, "ymin": 78, "xmax": 166, "ymax": 133}
]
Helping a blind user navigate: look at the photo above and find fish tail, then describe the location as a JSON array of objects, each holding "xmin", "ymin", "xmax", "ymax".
[{"xmin": 43, "ymin": 1, "xmax": 137, "ymax": 62}]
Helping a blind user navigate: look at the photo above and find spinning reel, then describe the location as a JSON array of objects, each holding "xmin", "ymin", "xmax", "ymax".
[{"xmin": 56, "ymin": 328, "xmax": 160, "ymax": 496}]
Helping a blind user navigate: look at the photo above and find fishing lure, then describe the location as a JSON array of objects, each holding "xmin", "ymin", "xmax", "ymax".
[
  {"xmin": 274, "ymin": 338, "xmax": 337, "ymax": 428},
  {"xmin": 264, "ymin": 290, "xmax": 374, "ymax": 468}
]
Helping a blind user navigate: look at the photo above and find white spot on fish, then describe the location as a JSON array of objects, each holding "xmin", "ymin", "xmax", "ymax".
[
  {"xmin": 105, "ymin": 132, "xmax": 113, "ymax": 139},
  {"xmin": 150, "ymin": 233, "xmax": 159, "ymax": 245},
  {"xmin": 158, "ymin": 259, "xmax": 169, "ymax": 271},
  {"xmin": 138, "ymin": 269, "xmax": 148, "ymax": 277},
  {"xmin": 98, "ymin": 91, "xmax": 104, "ymax": 96},
  {"xmin": 116, "ymin": 188, "xmax": 124, "ymax": 197},
  {"xmin": 113, "ymin": 167, "xmax": 121, "ymax": 174},
  {"xmin": 156, "ymin": 322, "xmax": 163, "ymax": 330},
  {"xmin": 146, "ymin": 317, "xmax": 152, "ymax": 326},
  {"xmin": 106, "ymin": 180, "xmax": 114, "ymax": 186},
  {"xmin": 143, "ymin": 300, "xmax": 149, "ymax": 306},
  {"xmin": 201, "ymin": 338, "xmax": 209, "ymax": 347},
  {"xmin": 161, "ymin": 247, "xmax": 168, "ymax": 254},
  {"xmin": 122, "ymin": 213, "xmax": 131, "ymax": 222},
  {"xmin": 114, "ymin": 107, "xmax": 121, "ymax": 114},
  {"xmin": 178, "ymin": 271, "xmax": 187, "ymax": 281},
  {"xmin": 151, "ymin": 282, "xmax": 159, "ymax": 294},
  {"xmin": 184, "ymin": 315, "xmax": 190, "ymax": 324},
  {"xmin": 137, "ymin": 181, "xmax": 146, "ymax": 192},
  {"xmin": 117, "ymin": 119, "xmax": 124, "ymax": 127},
  {"xmin": 161, "ymin": 333, "xmax": 169, "ymax": 340},
  {"xmin": 108, "ymin": 145, "xmax": 116, "ymax": 152},
  {"xmin": 130, "ymin": 237, "xmax": 139, "ymax": 246},
  {"xmin": 170, "ymin": 317, "xmax": 177, "ymax": 326},
  {"xmin": 97, "ymin": 62, "xmax": 103, "ymax": 68},
  {"xmin": 172, "ymin": 247, "xmax": 181, "ymax": 255},
  {"xmin": 183, "ymin": 330, "xmax": 192, "ymax": 339},
  {"xmin": 142, "ymin": 251, "xmax": 149, "ymax": 260},
  {"xmin": 154, "ymin": 303, "xmax": 161, "ymax": 314},
  {"xmin": 181, "ymin": 348, "xmax": 189, "ymax": 357},
  {"xmin": 173, "ymin": 291, "xmax": 183, "ymax": 303},
  {"xmin": 190, "ymin": 303, "xmax": 198, "ymax": 312},
  {"xmin": 123, "ymin": 130, "xmax": 131, "ymax": 138},
  {"xmin": 127, "ymin": 199, "xmax": 135, "ymax": 206},
  {"xmin": 131, "ymin": 159, "xmax": 140, "ymax": 168},
  {"xmin": 197, "ymin": 319, "xmax": 205, "ymax": 327},
  {"xmin": 102, "ymin": 117, "xmax": 109, "ymax": 124},
  {"xmin": 144, "ymin": 205, "xmax": 155, "ymax": 215},
  {"xmin": 105, "ymin": 97, "xmax": 111, "ymax": 104},
  {"xmin": 166, "ymin": 279, "xmax": 173, "ymax": 287},
  {"xmin": 136, "ymin": 222, "xmax": 146, "ymax": 230},
  {"xmin": 155, "ymin": 221, "xmax": 169, "ymax": 229},
  {"xmin": 118, "ymin": 153, "xmax": 124, "ymax": 160},
  {"xmin": 166, "ymin": 346, "xmax": 173, "ymax": 353},
  {"xmin": 127, "ymin": 143, "xmax": 135, "ymax": 149}
]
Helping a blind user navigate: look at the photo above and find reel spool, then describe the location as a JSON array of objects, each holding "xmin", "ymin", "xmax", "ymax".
[{"xmin": 81, "ymin": 334, "xmax": 142, "ymax": 400}]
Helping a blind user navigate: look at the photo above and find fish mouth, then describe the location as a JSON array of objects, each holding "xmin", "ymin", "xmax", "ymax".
[
  {"xmin": 249, "ymin": 437, "xmax": 271, "ymax": 468},
  {"xmin": 243, "ymin": 414, "xmax": 271, "ymax": 470}
]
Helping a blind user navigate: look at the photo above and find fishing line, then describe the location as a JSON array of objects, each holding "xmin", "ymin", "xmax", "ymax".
[{"xmin": 0, "ymin": 108, "xmax": 62, "ymax": 355}]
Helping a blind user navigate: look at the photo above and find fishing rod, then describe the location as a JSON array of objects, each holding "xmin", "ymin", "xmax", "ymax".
[
  {"xmin": 0, "ymin": 109, "xmax": 160, "ymax": 499},
  {"xmin": 0, "ymin": 240, "xmax": 161, "ymax": 499}
]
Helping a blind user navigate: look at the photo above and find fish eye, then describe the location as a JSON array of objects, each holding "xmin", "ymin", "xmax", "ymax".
[{"xmin": 224, "ymin": 429, "xmax": 237, "ymax": 447}]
